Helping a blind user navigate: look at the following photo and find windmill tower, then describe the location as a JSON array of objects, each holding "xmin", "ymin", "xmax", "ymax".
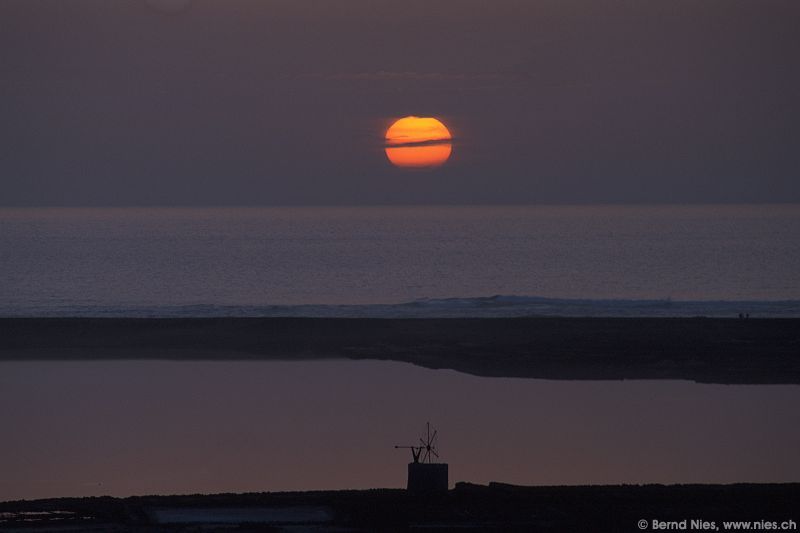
[{"xmin": 395, "ymin": 422, "xmax": 448, "ymax": 494}]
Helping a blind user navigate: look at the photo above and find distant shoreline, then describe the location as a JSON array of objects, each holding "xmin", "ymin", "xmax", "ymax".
[{"xmin": 2, "ymin": 317, "xmax": 799, "ymax": 384}]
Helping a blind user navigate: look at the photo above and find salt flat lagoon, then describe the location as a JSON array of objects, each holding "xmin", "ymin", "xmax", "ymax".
[{"xmin": 1, "ymin": 359, "xmax": 798, "ymax": 501}]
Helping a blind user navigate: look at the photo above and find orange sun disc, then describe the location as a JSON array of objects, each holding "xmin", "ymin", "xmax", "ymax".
[{"xmin": 385, "ymin": 116, "xmax": 453, "ymax": 168}]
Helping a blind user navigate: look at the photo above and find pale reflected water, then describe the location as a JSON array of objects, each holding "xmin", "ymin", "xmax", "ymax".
[{"xmin": 1, "ymin": 360, "xmax": 798, "ymax": 501}]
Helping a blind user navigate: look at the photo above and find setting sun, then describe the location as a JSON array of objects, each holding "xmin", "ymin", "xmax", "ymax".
[{"xmin": 385, "ymin": 116, "xmax": 452, "ymax": 168}]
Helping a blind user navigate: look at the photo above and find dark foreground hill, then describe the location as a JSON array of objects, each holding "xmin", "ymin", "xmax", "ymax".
[{"xmin": 1, "ymin": 482, "xmax": 797, "ymax": 532}]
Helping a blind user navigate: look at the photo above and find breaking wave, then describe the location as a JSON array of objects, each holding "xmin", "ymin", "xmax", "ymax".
[{"xmin": 3, "ymin": 295, "xmax": 799, "ymax": 318}]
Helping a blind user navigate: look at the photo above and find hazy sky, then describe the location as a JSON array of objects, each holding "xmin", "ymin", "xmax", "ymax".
[{"xmin": 2, "ymin": 0, "xmax": 799, "ymax": 206}]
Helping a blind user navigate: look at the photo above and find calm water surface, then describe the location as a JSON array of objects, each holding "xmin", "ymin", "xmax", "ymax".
[
  {"xmin": 1, "ymin": 360, "xmax": 798, "ymax": 501},
  {"xmin": 2, "ymin": 205, "xmax": 799, "ymax": 500}
]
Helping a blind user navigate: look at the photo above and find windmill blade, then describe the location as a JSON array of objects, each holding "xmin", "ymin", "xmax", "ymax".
[{"xmin": 402, "ymin": 423, "xmax": 442, "ymax": 464}]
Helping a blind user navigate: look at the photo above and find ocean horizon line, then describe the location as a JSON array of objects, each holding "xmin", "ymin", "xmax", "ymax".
[{"xmin": 3, "ymin": 202, "xmax": 800, "ymax": 210}]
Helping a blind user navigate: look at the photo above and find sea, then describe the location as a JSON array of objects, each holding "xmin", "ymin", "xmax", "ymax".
[
  {"xmin": 1, "ymin": 204, "xmax": 799, "ymax": 317},
  {"xmin": 1, "ymin": 205, "xmax": 799, "ymax": 500}
]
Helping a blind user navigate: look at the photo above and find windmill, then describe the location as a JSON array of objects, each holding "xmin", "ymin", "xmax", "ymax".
[
  {"xmin": 395, "ymin": 422, "xmax": 439, "ymax": 464},
  {"xmin": 395, "ymin": 422, "xmax": 448, "ymax": 494}
]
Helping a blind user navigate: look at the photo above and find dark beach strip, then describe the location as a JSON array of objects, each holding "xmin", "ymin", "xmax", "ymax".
[{"xmin": 1, "ymin": 317, "xmax": 799, "ymax": 384}]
